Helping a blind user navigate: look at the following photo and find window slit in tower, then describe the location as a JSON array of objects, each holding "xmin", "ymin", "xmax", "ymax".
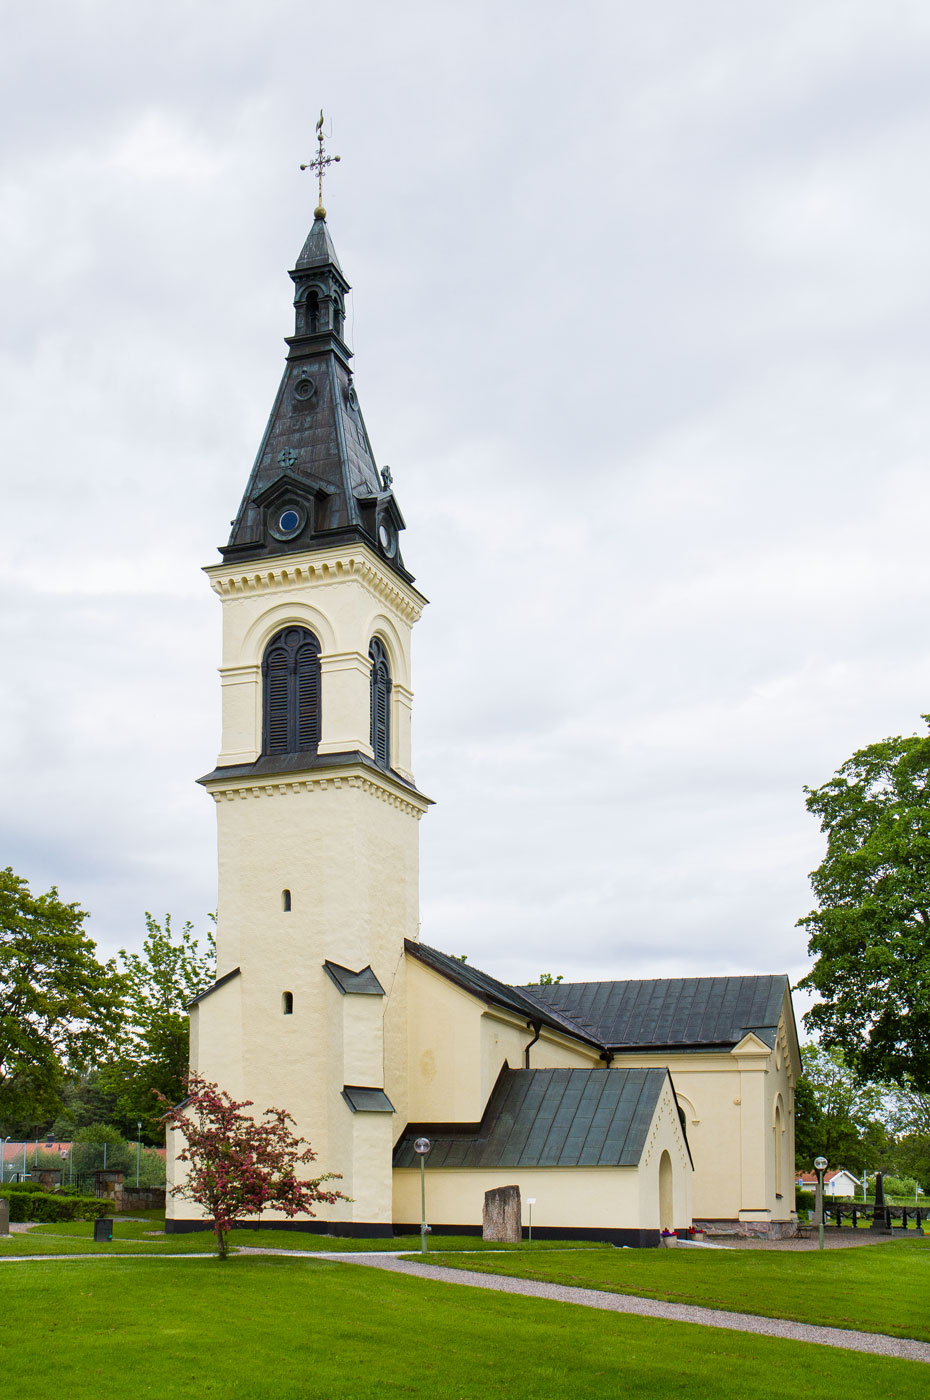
[
  {"xmin": 282, "ymin": 991, "xmax": 294, "ymax": 1015},
  {"xmin": 282, "ymin": 889, "xmax": 291, "ymax": 912}
]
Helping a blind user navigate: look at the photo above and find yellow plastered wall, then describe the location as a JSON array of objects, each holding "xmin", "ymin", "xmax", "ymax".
[
  {"xmin": 205, "ymin": 544, "xmax": 425, "ymax": 782},
  {"xmin": 618, "ymin": 989, "xmax": 800, "ymax": 1224},
  {"xmin": 406, "ymin": 961, "xmax": 603, "ymax": 1129},
  {"xmin": 168, "ymin": 543, "xmax": 428, "ymax": 1226}
]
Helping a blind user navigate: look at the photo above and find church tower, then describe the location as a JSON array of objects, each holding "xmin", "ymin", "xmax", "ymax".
[{"xmin": 169, "ymin": 183, "xmax": 430, "ymax": 1233}]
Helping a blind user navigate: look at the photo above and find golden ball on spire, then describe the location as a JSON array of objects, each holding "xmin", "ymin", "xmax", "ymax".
[{"xmin": 314, "ymin": 204, "xmax": 326, "ymax": 220}]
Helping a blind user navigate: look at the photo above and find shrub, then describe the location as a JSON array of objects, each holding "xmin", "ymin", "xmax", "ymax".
[
  {"xmin": 0, "ymin": 1188, "xmax": 116, "ymax": 1223},
  {"xmin": 795, "ymin": 1189, "xmax": 815, "ymax": 1213},
  {"xmin": 3, "ymin": 1180, "xmax": 46, "ymax": 1193}
]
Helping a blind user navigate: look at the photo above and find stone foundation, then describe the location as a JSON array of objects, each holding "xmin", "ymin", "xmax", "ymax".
[{"xmin": 696, "ymin": 1219, "xmax": 798, "ymax": 1240}]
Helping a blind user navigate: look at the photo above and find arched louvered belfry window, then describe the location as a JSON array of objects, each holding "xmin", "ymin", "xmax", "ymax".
[
  {"xmin": 369, "ymin": 637, "xmax": 392, "ymax": 770},
  {"xmin": 262, "ymin": 627, "xmax": 321, "ymax": 755},
  {"xmin": 306, "ymin": 290, "xmax": 319, "ymax": 333}
]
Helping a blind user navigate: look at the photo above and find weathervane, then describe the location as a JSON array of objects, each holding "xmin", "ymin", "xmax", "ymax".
[{"xmin": 300, "ymin": 111, "xmax": 341, "ymax": 219}]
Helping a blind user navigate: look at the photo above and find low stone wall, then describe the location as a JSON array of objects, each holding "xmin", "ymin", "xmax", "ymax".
[
  {"xmin": 117, "ymin": 1186, "xmax": 166, "ymax": 1212},
  {"xmin": 696, "ymin": 1218, "xmax": 798, "ymax": 1240}
]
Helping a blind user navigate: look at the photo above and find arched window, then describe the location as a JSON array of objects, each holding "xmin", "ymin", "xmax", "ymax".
[
  {"xmin": 369, "ymin": 637, "xmax": 392, "ymax": 769},
  {"xmin": 282, "ymin": 889, "xmax": 291, "ymax": 912},
  {"xmin": 262, "ymin": 627, "xmax": 321, "ymax": 756},
  {"xmin": 282, "ymin": 991, "xmax": 294, "ymax": 1015}
]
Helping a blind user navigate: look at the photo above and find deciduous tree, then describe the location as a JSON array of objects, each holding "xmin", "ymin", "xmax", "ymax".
[
  {"xmin": 101, "ymin": 913, "xmax": 214, "ymax": 1141},
  {"xmin": 0, "ymin": 867, "xmax": 125, "ymax": 1133},
  {"xmin": 793, "ymin": 1042, "xmax": 889, "ymax": 1171},
  {"xmin": 798, "ymin": 720, "xmax": 930, "ymax": 1089},
  {"xmin": 162, "ymin": 1073, "xmax": 348, "ymax": 1258}
]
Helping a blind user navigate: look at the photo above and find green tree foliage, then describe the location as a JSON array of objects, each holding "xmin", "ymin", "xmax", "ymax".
[
  {"xmin": 101, "ymin": 914, "xmax": 215, "ymax": 1143},
  {"xmin": 73, "ymin": 1122, "xmax": 134, "ymax": 1175},
  {"xmin": 525, "ymin": 973, "xmax": 564, "ymax": 986},
  {"xmin": 0, "ymin": 868, "xmax": 125, "ymax": 1134},
  {"xmin": 793, "ymin": 1042, "xmax": 890, "ymax": 1171},
  {"xmin": 798, "ymin": 720, "xmax": 930, "ymax": 1089},
  {"xmin": 886, "ymin": 1084, "xmax": 930, "ymax": 1191}
]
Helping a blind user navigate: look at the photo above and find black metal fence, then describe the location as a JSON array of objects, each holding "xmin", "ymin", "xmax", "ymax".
[{"xmin": 820, "ymin": 1202, "xmax": 926, "ymax": 1231}]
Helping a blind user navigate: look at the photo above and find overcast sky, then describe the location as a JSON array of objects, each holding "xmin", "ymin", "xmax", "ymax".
[{"xmin": 3, "ymin": 1, "xmax": 930, "ymax": 1006}]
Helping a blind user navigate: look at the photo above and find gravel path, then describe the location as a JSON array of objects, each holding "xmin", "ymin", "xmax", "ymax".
[{"xmin": 239, "ymin": 1249, "xmax": 930, "ymax": 1364}]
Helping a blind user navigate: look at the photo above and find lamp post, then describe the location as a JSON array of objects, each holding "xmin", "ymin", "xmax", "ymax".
[
  {"xmin": 413, "ymin": 1137, "xmax": 431, "ymax": 1254},
  {"xmin": 136, "ymin": 1122, "xmax": 142, "ymax": 1187},
  {"xmin": 526, "ymin": 1197, "xmax": 536, "ymax": 1245},
  {"xmin": 814, "ymin": 1156, "xmax": 828, "ymax": 1251}
]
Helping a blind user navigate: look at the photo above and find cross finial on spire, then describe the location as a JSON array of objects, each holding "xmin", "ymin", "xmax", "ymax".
[{"xmin": 300, "ymin": 111, "xmax": 341, "ymax": 220}]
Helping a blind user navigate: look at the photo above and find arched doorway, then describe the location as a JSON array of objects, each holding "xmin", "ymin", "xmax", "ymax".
[{"xmin": 659, "ymin": 1150, "xmax": 674, "ymax": 1232}]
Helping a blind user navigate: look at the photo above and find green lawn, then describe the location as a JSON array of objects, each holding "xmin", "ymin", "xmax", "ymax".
[
  {"xmin": 414, "ymin": 1238, "xmax": 930, "ymax": 1342},
  {"xmin": 0, "ymin": 1255, "xmax": 926, "ymax": 1399},
  {"xmin": 0, "ymin": 1221, "xmax": 601, "ymax": 1257}
]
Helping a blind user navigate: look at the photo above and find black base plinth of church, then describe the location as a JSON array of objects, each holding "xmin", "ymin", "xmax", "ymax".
[
  {"xmin": 165, "ymin": 1218, "xmax": 661, "ymax": 1247},
  {"xmin": 393, "ymin": 1223, "xmax": 662, "ymax": 1249}
]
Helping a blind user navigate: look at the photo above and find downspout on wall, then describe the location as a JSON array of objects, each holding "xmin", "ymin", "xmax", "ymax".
[{"xmin": 524, "ymin": 1021, "xmax": 541, "ymax": 1068}]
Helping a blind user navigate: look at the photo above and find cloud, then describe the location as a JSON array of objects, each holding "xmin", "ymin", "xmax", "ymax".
[{"xmin": 2, "ymin": 1, "xmax": 929, "ymax": 1010}]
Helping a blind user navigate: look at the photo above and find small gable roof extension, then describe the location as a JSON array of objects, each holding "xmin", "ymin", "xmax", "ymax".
[
  {"xmin": 393, "ymin": 1066, "xmax": 673, "ymax": 1170},
  {"xmin": 516, "ymin": 976, "xmax": 790, "ymax": 1052}
]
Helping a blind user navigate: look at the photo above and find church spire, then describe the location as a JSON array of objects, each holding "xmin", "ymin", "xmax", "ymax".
[{"xmin": 222, "ymin": 174, "xmax": 410, "ymax": 580}]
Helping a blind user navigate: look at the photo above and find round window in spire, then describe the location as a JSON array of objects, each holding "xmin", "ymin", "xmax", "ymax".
[
  {"xmin": 294, "ymin": 376, "xmax": 317, "ymax": 405},
  {"xmin": 269, "ymin": 503, "xmax": 307, "ymax": 542},
  {"xmin": 378, "ymin": 515, "xmax": 397, "ymax": 559}
]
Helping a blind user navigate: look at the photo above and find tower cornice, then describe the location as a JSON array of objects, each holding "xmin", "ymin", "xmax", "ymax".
[
  {"xmin": 204, "ymin": 542, "xmax": 428, "ymax": 624},
  {"xmin": 200, "ymin": 754, "xmax": 431, "ymax": 820}
]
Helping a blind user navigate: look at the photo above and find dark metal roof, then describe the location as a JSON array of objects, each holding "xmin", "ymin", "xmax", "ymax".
[
  {"xmin": 221, "ymin": 211, "xmax": 412, "ymax": 582},
  {"xmin": 324, "ymin": 961, "xmax": 385, "ymax": 996},
  {"xmin": 342, "ymin": 1086, "xmax": 394, "ymax": 1114},
  {"xmin": 197, "ymin": 749, "xmax": 430, "ymax": 799},
  {"xmin": 393, "ymin": 1067, "xmax": 671, "ymax": 1169},
  {"xmin": 186, "ymin": 966, "xmax": 241, "ymax": 1009},
  {"xmin": 405, "ymin": 942, "xmax": 602, "ymax": 1049},
  {"xmin": 516, "ymin": 976, "xmax": 789, "ymax": 1051}
]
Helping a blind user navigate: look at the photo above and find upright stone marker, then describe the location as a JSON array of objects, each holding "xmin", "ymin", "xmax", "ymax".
[
  {"xmin": 0, "ymin": 1197, "xmax": 9, "ymax": 1236},
  {"xmin": 483, "ymin": 1185, "xmax": 521, "ymax": 1242},
  {"xmin": 871, "ymin": 1171, "xmax": 891, "ymax": 1233}
]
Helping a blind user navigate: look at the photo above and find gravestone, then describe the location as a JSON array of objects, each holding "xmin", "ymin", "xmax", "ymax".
[
  {"xmin": 871, "ymin": 1171, "xmax": 891, "ymax": 1233},
  {"xmin": 483, "ymin": 1185, "xmax": 521, "ymax": 1242},
  {"xmin": 0, "ymin": 1197, "xmax": 9, "ymax": 1236}
]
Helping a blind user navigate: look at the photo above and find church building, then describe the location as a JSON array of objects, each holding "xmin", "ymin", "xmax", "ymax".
[{"xmin": 166, "ymin": 178, "xmax": 800, "ymax": 1245}]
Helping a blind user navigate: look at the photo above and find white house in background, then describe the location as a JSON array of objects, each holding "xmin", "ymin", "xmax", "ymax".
[{"xmin": 797, "ymin": 1169, "xmax": 861, "ymax": 1197}]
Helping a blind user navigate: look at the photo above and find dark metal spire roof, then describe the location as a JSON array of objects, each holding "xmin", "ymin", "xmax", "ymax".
[{"xmin": 221, "ymin": 210, "xmax": 411, "ymax": 581}]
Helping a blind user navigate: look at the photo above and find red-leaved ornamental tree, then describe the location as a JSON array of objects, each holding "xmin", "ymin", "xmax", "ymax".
[{"xmin": 161, "ymin": 1073, "xmax": 348, "ymax": 1257}]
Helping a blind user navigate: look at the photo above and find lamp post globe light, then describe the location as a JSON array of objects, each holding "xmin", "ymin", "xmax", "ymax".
[
  {"xmin": 814, "ymin": 1157, "xmax": 828, "ymax": 1251},
  {"xmin": 413, "ymin": 1138, "xmax": 431, "ymax": 1254}
]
